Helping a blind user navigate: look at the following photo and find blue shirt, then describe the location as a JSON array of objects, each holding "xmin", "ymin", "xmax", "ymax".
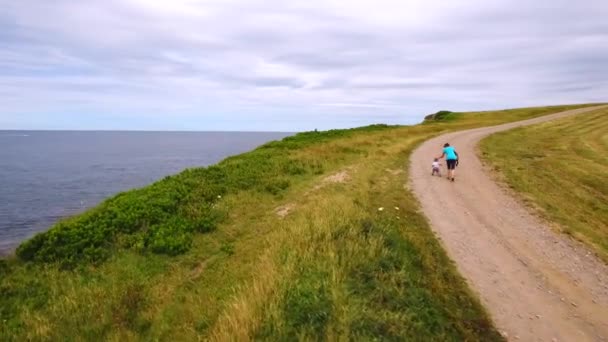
[{"xmin": 443, "ymin": 146, "xmax": 457, "ymax": 160}]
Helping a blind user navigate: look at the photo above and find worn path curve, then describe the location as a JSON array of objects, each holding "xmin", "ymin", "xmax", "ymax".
[{"xmin": 410, "ymin": 106, "xmax": 608, "ymax": 341}]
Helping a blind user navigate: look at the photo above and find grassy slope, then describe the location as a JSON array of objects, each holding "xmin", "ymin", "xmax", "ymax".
[
  {"xmin": 480, "ymin": 106, "xmax": 608, "ymax": 262},
  {"xmin": 0, "ymin": 104, "xmax": 596, "ymax": 341}
]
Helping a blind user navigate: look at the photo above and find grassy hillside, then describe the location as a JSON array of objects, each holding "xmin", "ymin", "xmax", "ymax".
[
  {"xmin": 0, "ymin": 104, "xmax": 596, "ymax": 341},
  {"xmin": 480, "ymin": 106, "xmax": 608, "ymax": 262}
]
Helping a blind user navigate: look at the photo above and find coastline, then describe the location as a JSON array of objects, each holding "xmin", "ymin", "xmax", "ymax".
[{"xmin": 0, "ymin": 131, "xmax": 293, "ymax": 258}]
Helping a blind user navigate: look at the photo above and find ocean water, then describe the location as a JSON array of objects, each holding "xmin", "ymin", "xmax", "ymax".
[{"xmin": 0, "ymin": 130, "xmax": 292, "ymax": 254}]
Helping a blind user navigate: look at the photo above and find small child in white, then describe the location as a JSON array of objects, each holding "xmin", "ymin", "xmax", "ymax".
[{"xmin": 431, "ymin": 158, "xmax": 441, "ymax": 176}]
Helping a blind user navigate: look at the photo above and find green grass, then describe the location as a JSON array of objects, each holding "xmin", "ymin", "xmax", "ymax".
[
  {"xmin": 480, "ymin": 106, "xmax": 608, "ymax": 262},
  {"xmin": 0, "ymin": 103, "xmax": 597, "ymax": 341}
]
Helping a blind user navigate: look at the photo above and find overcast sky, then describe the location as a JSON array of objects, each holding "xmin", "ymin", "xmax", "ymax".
[{"xmin": 1, "ymin": 0, "xmax": 606, "ymax": 131}]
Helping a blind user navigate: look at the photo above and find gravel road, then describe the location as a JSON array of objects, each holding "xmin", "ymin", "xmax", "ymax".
[{"xmin": 410, "ymin": 105, "xmax": 608, "ymax": 341}]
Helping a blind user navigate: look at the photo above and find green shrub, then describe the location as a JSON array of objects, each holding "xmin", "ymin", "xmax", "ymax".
[
  {"xmin": 423, "ymin": 110, "xmax": 458, "ymax": 122},
  {"xmin": 220, "ymin": 243, "xmax": 235, "ymax": 256},
  {"xmin": 145, "ymin": 219, "xmax": 192, "ymax": 255}
]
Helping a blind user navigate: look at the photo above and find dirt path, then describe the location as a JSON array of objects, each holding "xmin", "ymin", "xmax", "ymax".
[{"xmin": 410, "ymin": 106, "xmax": 608, "ymax": 341}]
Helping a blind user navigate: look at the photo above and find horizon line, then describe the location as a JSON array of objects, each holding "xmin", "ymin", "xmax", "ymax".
[{"xmin": 0, "ymin": 128, "xmax": 299, "ymax": 133}]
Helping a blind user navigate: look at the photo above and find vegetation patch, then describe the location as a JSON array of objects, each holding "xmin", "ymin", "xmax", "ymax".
[
  {"xmin": 480, "ymin": 106, "xmax": 608, "ymax": 261},
  {"xmin": 0, "ymin": 104, "xmax": 597, "ymax": 340},
  {"xmin": 424, "ymin": 110, "xmax": 457, "ymax": 121}
]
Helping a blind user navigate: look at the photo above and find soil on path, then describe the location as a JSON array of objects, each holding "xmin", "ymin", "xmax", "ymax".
[{"xmin": 410, "ymin": 106, "xmax": 608, "ymax": 341}]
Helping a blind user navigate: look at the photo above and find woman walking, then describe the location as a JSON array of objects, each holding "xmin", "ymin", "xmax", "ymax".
[{"xmin": 438, "ymin": 143, "xmax": 459, "ymax": 181}]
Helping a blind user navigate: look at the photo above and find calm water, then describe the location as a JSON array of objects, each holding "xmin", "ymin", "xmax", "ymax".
[{"xmin": 0, "ymin": 130, "xmax": 292, "ymax": 254}]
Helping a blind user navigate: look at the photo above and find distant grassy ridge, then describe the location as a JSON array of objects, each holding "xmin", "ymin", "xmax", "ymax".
[
  {"xmin": 0, "ymin": 103, "xmax": 596, "ymax": 340},
  {"xmin": 480, "ymin": 106, "xmax": 608, "ymax": 262}
]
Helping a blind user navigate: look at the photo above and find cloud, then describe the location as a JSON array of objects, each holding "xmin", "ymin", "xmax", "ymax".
[{"xmin": 0, "ymin": 0, "xmax": 606, "ymax": 130}]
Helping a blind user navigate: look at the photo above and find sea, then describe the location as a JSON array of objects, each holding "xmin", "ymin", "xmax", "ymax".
[{"xmin": 0, "ymin": 130, "xmax": 293, "ymax": 255}]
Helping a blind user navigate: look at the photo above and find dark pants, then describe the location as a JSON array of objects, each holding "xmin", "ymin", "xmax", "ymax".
[{"xmin": 447, "ymin": 159, "xmax": 457, "ymax": 170}]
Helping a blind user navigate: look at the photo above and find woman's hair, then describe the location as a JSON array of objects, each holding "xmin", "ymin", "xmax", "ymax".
[{"xmin": 443, "ymin": 143, "xmax": 450, "ymax": 147}]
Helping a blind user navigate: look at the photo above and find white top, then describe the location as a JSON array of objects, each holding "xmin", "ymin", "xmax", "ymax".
[{"xmin": 432, "ymin": 161, "xmax": 440, "ymax": 168}]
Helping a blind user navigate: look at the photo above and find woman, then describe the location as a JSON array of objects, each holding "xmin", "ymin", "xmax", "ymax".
[{"xmin": 438, "ymin": 143, "xmax": 459, "ymax": 181}]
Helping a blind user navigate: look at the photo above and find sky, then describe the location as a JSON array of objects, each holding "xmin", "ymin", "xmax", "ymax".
[{"xmin": 0, "ymin": 0, "xmax": 607, "ymax": 131}]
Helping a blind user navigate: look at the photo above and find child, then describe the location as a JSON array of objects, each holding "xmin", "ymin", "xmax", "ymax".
[{"xmin": 431, "ymin": 158, "xmax": 441, "ymax": 177}]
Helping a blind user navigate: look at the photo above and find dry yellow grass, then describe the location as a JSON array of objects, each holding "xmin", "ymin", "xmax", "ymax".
[{"xmin": 481, "ymin": 106, "xmax": 608, "ymax": 261}]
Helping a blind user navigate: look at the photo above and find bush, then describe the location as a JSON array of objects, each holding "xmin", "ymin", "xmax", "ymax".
[
  {"xmin": 426, "ymin": 110, "xmax": 456, "ymax": 122},
  {"xmin": 145, "ymin": 221, "xmax": 192, "ymax": 256}
]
